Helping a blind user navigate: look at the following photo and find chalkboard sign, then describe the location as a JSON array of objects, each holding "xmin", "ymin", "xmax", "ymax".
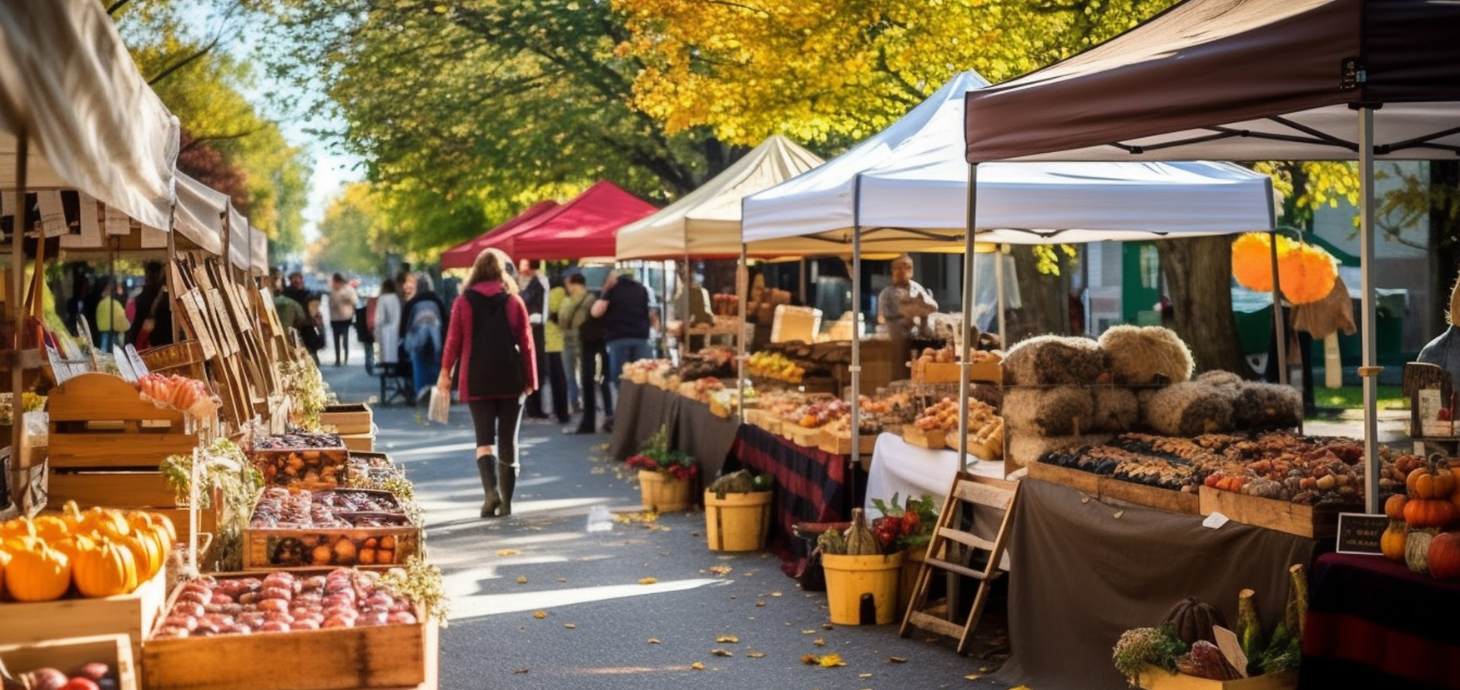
[{"xmin": 1336, "ymin": 513, "xmax": 1388, "ymax": 555}]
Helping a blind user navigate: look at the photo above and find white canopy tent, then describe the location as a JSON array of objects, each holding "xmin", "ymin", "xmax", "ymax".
[{"xmin": 615, "ymin": 135, "xmax": 823, "ymax": 260}]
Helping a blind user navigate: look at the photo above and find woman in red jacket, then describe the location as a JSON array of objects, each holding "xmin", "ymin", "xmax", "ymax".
[{"xmin": 439, "ymin": 249, "xmax": 538, "ymax": 518}]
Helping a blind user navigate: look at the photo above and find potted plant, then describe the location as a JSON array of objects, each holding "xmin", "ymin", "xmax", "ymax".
[
  {"xmin": 869, "ymin": 493, "xmax": 939, "ymax": 616},
  {"xmin": 626, "ymin": 424, "xmax": 698, "ymax": 512},
  {"xmin": 703, "ymin": 470, "xmax": 774, "ymax": 552}
]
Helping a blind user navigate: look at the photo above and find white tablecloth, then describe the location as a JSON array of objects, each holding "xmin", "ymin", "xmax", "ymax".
[{"xmin": 863, "ymin": 432, "xmax": 1005, "ymax": 512}]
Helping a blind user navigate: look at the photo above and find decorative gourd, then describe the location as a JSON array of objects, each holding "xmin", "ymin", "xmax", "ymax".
[
  {"xmin": 817, "ymin": 527, "xmax": 846, "ymax": 556},
  {"xmin": 1159, "ymin": 596, "xmax": 1227, "ymax": 646},
  {"xmin": 1382, "ymin": 521, "xmax": 1409, "ymax": 561},
  {"xmin": 1175, "ymin": 640, "xmax": 1241, "ymax": 681},
  {"xmin": 79, "ymin": 507, "xmax": 129, "ymax": 540},
  {"xmin": 1403, "ymin": 498, "xmax": 1458, "ymax": 529},
  {"xmin": 1408, "ymin": 462, "xmax": 1456, "ymax": 500},
  {"xmin": 73, "ymin": 537, "xmax": 136, "ymax": 598},
  {"xmin": 842, "ymin": 509, "xmax": 880, "ymax": 556},
  {"xmin": 708, "ymin": 471, "xmax": 755, "ymax": 498},
  {"xmin": 1236, "ymin": 589, "xmax": 1263, "ymax": 661},
  {"xmin": 61, "ymin": 500, "xmax": 86, "ymax": 533},
  {"xmin": 3, "ymin": 540, "xmax": 71, "ymax": 602},
  {"xmin": 130, "ymin": 511, "xmax": 177, "ymax": 546},
  {"xmin": 1428, "ymin": 531, "xmax": 1460, "ymax": 580},
  {"xmin": 1406, "ymin": 528, "xmax": 1439, "ymax": 574},
  {"xmin": 1384, "ymin": 494, "xmax": 1408, "ymax": 520}
]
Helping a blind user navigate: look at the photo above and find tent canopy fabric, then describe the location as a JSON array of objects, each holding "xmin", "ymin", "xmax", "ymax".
[
  {"xmin": 615, "ymin": 135, "xmax": 824, "ymax": 260},
  {"xmin": 962, "ymin": 0, "xmax": 1460, "ymax": 163},
  {"xmin": 508, "ymin": 181, "xmax": 657, "ymax": 261},
  {"xmin": 0, "ymin": 0, "xmax": 178, "ymax": 230},
  {"xmin": 440, "ymin": 200, "xmax": 559, "ymax": 270},
  {"xmin": 742, "ymin": 70, "xmax": 1274, "ymax": 252},
  {"xmin": 251, "ymin": 226, "xmax": 268, "ymax": 275},
  {"xmin": 174, "ymin": 172, "xmax": 227, "ymax": 257}
]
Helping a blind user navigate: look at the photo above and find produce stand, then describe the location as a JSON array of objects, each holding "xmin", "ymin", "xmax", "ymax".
[{"xmin": 0, "ymin": 566, "xmax": 168, "ymax": 662}]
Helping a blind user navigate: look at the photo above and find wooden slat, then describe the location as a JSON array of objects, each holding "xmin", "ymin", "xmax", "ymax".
[
  {"xmin": 935, "ymin": 527, "xmax": 995, "ymax": 552},
  {"xmin": 48, "ymin": 471, "xmax": 179, "ymax": 508},
  {"xmin": 49, "ymin": 433, "xmax": 200, "ymax": 469},
  {"xmin": 907, "ymin": 611, "xmax": 965, "ymax": 639},
  {"xmin": 923, "ymin": 556, "xmax": 988, "ymax": 581},
  {"xmin": 950, "ymin": 480, "xmax": 1014, "ymax": 511}
]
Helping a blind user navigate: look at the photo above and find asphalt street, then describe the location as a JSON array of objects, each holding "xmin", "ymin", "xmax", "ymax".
[{"xmin": 319, "ymin": 359, "xmax": 1012, "ymax": 690}]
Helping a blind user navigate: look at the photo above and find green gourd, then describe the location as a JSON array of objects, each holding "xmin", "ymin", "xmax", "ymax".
[
  {"xmin": 817, "ymin": 527, "xmax": 846, "ymax": 556},
  {"xmin": 843, "ymin": 509, "xmax": 880, "ymax": 556},
  {"xmin": 709, "ymin": 471, "xmax": 755, "ymax": 498}
]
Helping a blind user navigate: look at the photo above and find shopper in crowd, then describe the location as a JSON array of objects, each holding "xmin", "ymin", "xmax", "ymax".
[
  {"xmin": 126, "ymin": 261, "xmax": 174, "ymax": 349},
  {"xmin": 284, "ymin": 271, "xmax": 324, "ymax": 363},
  {"xmin": 518, "ymin": 259, "xmax": 551, "ymax": 420},
  {"xmin": 558, "ymin": 272, "xmax": 586, "ymax": 417},
  {"xmin": 439, "ymin": 248, "xmax": 536, "ymax": 518},
  {"xmin": 543, "ymin": 275, "xmax": 570, "ymax": 424},
  {"xmin": 374, "ymin": 278, "xmax": 402, "ymax": 369},
  {"xmin": 590, "ymin": 268, "xmax": 652, "ymax": 432},
  {"xmin": 877, "ymin": 254, "xmax": 939, "ymax": 338},
  {"xmin": 93, "ymin": 278, "xmax": 130, "ymax": 353},
  {"xmin": 564, "ymin": 273, "xmax": 612, "ymax": 434},
  {"xmin": 672, "ymin": 264, "xmax": 715, "ymax": 351},
  {"xmin": 328, "ymin": 273, "xmax": 359, "ymax": 366},
  {"xmin": 400, "ymin": 272, "xmax": 446, "ymax": 403}
]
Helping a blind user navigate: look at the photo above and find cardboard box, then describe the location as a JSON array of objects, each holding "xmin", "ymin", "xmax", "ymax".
[
  {"xmin": 770, "ymin": 305, "xmax": 821, "ymax": 344},
  {"xmin": 320, "ymin": 403, "xmax": 373, "ymax": 435}
]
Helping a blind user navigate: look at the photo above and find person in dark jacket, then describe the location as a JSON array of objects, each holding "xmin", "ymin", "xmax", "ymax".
[
  {"xmin": 400, "ymin": 272, "xmax": 446, "ymax": 403},
  {"xmin": 439, "ymin": 249, "xmax": 537, "ymax": 518},
  {"xmin": 518, "ymin": 259, "xmax": 551, "ymax": 420},
  {"xmin": 590, "ymin": 269, "xmax": 652, "ymax": 432},
  {"xmin": 126, "ymin": 261, "xmax": 174, "ymax": 349}
]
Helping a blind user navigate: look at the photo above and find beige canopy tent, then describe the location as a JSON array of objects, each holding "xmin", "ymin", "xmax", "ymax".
[{"xmin": 614, "ymin": 135, "xmax": 823, "ymax": 261}]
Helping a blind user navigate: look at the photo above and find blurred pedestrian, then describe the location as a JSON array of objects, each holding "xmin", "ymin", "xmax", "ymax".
[
  {"xmin": 564, "ymin": 273, "xmax": 612, "ymax": 434},
  {"xmin": 126, "ymin": 261, "xmax": 174, "ymax": 349},
  {"xmin": 94, "ymin": 278, "xmax": 130, "ymax": 353},
  {"xmin": 439, "ymin": 248, "xmax": 536, "ymax": 518},
  {"xmin": 518, "ymin": 259, "xmax": 551, "ymax": 420},
  {"xmin": 284, "ymin": 271, "xmax": 324, "ymax": 364},
  {"xmin": 400, "ymin": 272, "xmax": 445, "ymax": 403},
  {"xmin": 544, "ymin": 275, "xmax": 570, "ymax": 424},
  {"xmin": 558, "ymin": 272, "xmax": 586, "ymax": 417},
  {"xmin": 374, "ymin": 278, "xmax": 402, "ymax": 371},
  {"xmin": 329, "ymin": 273, "xmax": 359, "ymax": 366},
  {"xmin": 591, "ymin": 268, "xmax": 651, "ymax": 432}
]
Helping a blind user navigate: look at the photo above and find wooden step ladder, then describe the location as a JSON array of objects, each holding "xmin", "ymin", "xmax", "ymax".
[{"xmin": 899, "ymin": 471, "xmax": 1019, "ymax": 653}]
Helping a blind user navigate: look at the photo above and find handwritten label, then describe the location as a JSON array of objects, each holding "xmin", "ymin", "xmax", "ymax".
[
  {"xmin": 37, "ymin": 191, "xmax": 67, "ymax": 237},
  {"xmin": 1336, "ymin": 513, "xmax": 1388, "ymax": 555},
  {"xmin": 182, "ymin": 291, "xmax": 217, "ymax": 360}
]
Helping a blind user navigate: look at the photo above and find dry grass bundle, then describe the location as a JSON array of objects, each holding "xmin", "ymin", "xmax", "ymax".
[
  {"xmin": 1007, "ymin": 432, "xmax": 1112, "ymax": 468},
  {"xmin": 1090, "ymin": 386, "xmax": 1140, "ymax": 433},
  {"xmin": 1195, "ymin": 370, "xmax": 1245, "ymax": 389},
  {"xmin": 1230, "ymin": 382, "xmax": 1304, "ymax": 430},
  {"xmin": 1098, "ymin": 325, "xmax": 1194, "ymax": 385},
  {"xmin": 1141, "ymin": 382, "xmax": 1234, "ymax": 437},
  {"xmin": 1002, "ymin": 335, "xmax": 1108, "ymax": 386},
  {"xmin": 1003, "ymin": 386, "xmax": 1095, "ymax": 437}
]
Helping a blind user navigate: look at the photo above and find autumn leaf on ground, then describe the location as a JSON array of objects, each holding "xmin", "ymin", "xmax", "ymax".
[
  {"xmin": 647, "ymin": 638, "xmax": 661, "ymax": 644},
  {"xmin": 755, "ymin": 601, "xmax": 766, "ymax": 607},
  {"xmin": 770, "ymin": 591, "xmax": 783, "ymax": 597},
  {"xmin": 715, "ymin": 635, "xmax": 739, "ymax": 643},
  {"xmin": 532, "ymin": 611, "xmax": 547, "ymax": 619},
  {"xmin": 496, "ymin": 549, "xmax": 521, "ymax": 557},
  {"xmin": 513, "ymin": 668, "xmax": 529, "ymax": 674},
  {"xmin": 564, "ymin": 623, "xmax": 577, "ymax": 629},
  {"xmin": 888, "ymin": 656, "xmax": 908, "ymax": 663},
  {"xmin": 801, "ymin": 654, "xmax": 818, "ymax": 665},
  {"xmin": 801, "ymin": 630, "xmax": 817, "ymax": 635},
  {"xmin": 639, "ymin": 577, "xmax": 659, "ymax": 585},
  {"xmin": 516, "ymin": 576, "xmax": 528, "ymax": 584},
  {"xmin": 711, "ymin": 649, "xmax": 733, "ymax": 657},
  {"xmin": 817, "ymin": 653, "xmax": 846, "ymax": 668},
  {"xmin": 557, "ymin": 577, "xmax": 567, "ymax": 582},
  {"xmin": 859, "ymin": 673, "xmax": 873, "ymax": 679},
  {"xmin": 821, "ymin": 623, "xmax": 834, "ymax": 630},
  {"xmin": 813, "ymin": 638, "xmax": 827, "ymax": 646},
  {"xmin": 747, "ymin": 652, "xmax": 766, "ymax": 659},
  {"xmin": 690, "ymin": 662, "xmax": 706, "ymax": 671},
  {"xmin": 648, "ymin": 524, "xmax": 671, "ymax": 532},
  {"xmin": 708, "ymin": 565, "xmax": 733, "ymax": 576}
]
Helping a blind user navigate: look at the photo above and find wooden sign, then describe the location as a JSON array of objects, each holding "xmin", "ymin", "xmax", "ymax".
[
  {"xmin": 207, "ymin": 288, "xmax": 240, "ymax": 356},
  {"xmin": 140, "ymin": 224, "xmax": 168, "ymax": 248},
  {"xmin": 1336, "ymin": 513, "xmax": 1387, "ymax": 555},
  {"xmin": 182, "ymin": 291, "xmax": 218, "ymax": 360},
  {"xmin": 37, "ymin": 191, "xmax": 67, "ymax": 237},
  {"xmin": 104, "ymin": 205, "xmax": 131, "ymax": 236}
]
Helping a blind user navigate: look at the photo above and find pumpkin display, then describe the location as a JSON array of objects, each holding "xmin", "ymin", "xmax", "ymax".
[
  {"xmin": 4, "ymin": 540, "xmax": 72, "ymax": 602},
  {"xmin": 1408, "ymin": 463, "xmax": 1457, "ymax": 500},
  {"xmin": 1384, "ymin": 494, "xmax": 1408, "ymax": 520},
  {"xmin": 1382, "ymin": 521, "xmax": 1410, "ymax": 561},
  {"xmin": 1406, "ymin": 528, "xmax": 1439, "ymax": 574},
  {"xmin": 1160, "ymin": 596, "xmax": 1228, "ymax": 646},
  {"xmin": 73, "ymin": 538, "xmax": 137, "ymax": 598},
  {"xmin": 1403, "ymin": 498, "xmax": 1458, "ymax": 529},
  {"xmin": 1428, "ymin": 531, "xmax": 1460, "ymax": 580},
  {"xmin": 30, "ymin": 515, "xmax": 69, "ymax": 543},
  {"xmin": 120, "ymin": 529, "xmax": 165, "ymax": 582},
  {"xmin": 0, "ymin": 506, "xmax": 174, "ymax": 600}
]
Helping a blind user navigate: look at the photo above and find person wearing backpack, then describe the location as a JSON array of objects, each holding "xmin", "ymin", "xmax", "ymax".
[{"xmin": 438, "ymin": 249, "xmax": 537, "ymax": 518}]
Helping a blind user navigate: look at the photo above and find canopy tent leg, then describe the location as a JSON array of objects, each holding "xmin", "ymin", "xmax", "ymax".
[
  {"xmin": 958, "ymin": 164, "xmax": 978, "ymax": 473},
  {"xmin": 683, "ymin": 253, "xmax": 692, "ymax": 358},
  {"xmin": 1270, "ymin": 229, "xmax": 1288, "ymax": 386},
  {"xmin": 849, "ymin": 174, "xmax": 863, "ymax": 504},
  {"xmin": 995, "ymin": 246, "xmax": 1006, "ymax": 341},
  {"xmin": 1358, "ymin": 107, "xmax": 1380, "ymax": 515},
  {"xmin": 737, "ymin": 242, "xmax": 747, "ymax": 423},
  {"xmin": 2, "ymin": 132, "xmax": 26, "ymax": 515}
]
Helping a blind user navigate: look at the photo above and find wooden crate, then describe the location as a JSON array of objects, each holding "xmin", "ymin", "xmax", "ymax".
[
  {"xmin": 901, "ymin": 424, "xmax": 949, "ymax": 450},
  {"xmin": 1138, "ymin": 667, "xmax": 1296, "ymax": 690},
  {"xmin": 817, "ymin": 429, "xmax": 877, "ymax": 456},
  {"xmin": 243, "ymin": 523, "xmax": 421, "ymax": 570},
  {"xmin": 0, "ymin": 634, "xmax": 138, "ymax": 690},
  {"xmin": 250, "ymin": 446, "xmax": 349, "ymax": 489},
  {"xmin": 782, "ymin": 423, "xmax": 823, "ymax": 449},
  {"xmin": 340, "ymin": 432, "xmax": 375, "ymax": 452},
  {"xmin": 139, "ymin": 339, "xmax": 205, "ymax": 373},
  {"xmin": 910, "ymin": 360, "xmax": 1002, "ymax": 385},
  {"xmin": 38, "ymin": 475, "xmax": 221, "ymax": 551},
  {"xmin": 143, "ymin": 575, "xmax": 434, "ymax": 690},
  {"xmin": 1198, "ymin": 486, "xmax": 1354, "ymax": 539},
  {"xmin": 1027, "ymin": 463, "xmax": 1201, "ymax": 515},
  {"xmin": 320, "ymin": 403, "xmax": 373, "ymax": 435},
  {"xmin": 47, "ymin": 372, "xmax": 199, "ymax": 470},
  {"xmin": 0, "ymin": 567, "xmax": 167, "ymax": 662}
]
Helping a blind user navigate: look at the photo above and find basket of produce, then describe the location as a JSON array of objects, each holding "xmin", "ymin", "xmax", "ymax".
[{"xmin": 244, "ymin": 488, "xmax": 420, "ymax": 569}]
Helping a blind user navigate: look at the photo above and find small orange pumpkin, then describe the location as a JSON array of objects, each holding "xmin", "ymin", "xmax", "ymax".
[
  {"xmin": 30, "ymin": 514, "xmax": 69, "ymax": 543},
  {"xmin": 1384, "ymin": 494, "xmax": 1408, "ymax": 521},
  {"xmin": 119, "ymin": 530, "xmax": 164, "ymax": 582},
  {"xmin": 1382, "ymin": 520, "xmax": 1409, "ymax": 561},
  {"xmin": 128, "ymin": 512, "xmax": 176, "ymax": 549},
  {"xmin": 73, "ymin": 537, "xmax": 136, "ymax": 598},
  {"xmin": 0, "ymin": 517, "xmax": 37, "ymax": 542},
  {"xmin": 81, "ymin": 508, "xmax": 130, "ymax": 540},
  {"xmin": 1428, "ymin": 531, "xmax": 1460, "ymax": 580},
  {"xmin": 4, "ymin": 540, "xmax": 71, "ymax": 602},
  {"xmin": 1408, "ymin": 464, "xmax": 1457, "ymax": 500},
  {"xmin": 1404, "ymin": 498, "xmax": 1459, "ymax": 529},
  {"xmin": 61, "ymin": 500, "xmax": 86, "ymax": 533}
]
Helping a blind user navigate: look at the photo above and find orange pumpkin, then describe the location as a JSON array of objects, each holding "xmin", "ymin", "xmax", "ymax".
[
  {"xmin": 0, "ymin": 517, "xmax": 37, "ymax": 542},
  {"xmin": 129, "ymin": 511, "xmax": 176, "ymax": 548},
  {"xmin": 51, "ymin": 534, "xmax": 92, "ymax": 566},
  {"xmin": 61, "ymin": 501, "xmax": 86, "ymax": 533},
  {"xmin": 1408, "ymin": 465, "xmax": 1457, "ymax": 500},
  {"xmin": 73, "ymin": 537, "xmax": 136, "ymax": 598},
  {"xmin": 1404, "ymin": 498, "xmax": 1458, "ymax": 529},
  {"xmin": 1428, "ymin": 531, "xmax": 1460, "ymax": 580},
  {"xmin": 1382, "ymin": 520, "xmax": 1409, "ymax": 561},
  {"xmin": 4, "ymin": 540, "xmax": 71, "ymax": 602},
  {"xmin": 80, "ymin": 507, "xmax": 130, "ymax": 540},
  {"xmin": 1385, "ymin": 494, "xmax": 1409, "ymax": 521},
  {"xmin": 30, "ymin": 515, "xmax": 69, "ymax": 543},
  {"xmin": 119, "ymin": 530, "xmax": 164, "ymax": 582}
]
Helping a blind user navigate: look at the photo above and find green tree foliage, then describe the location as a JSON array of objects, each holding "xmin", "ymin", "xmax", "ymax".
[{"xmin": 311, "ymin": 183, "xmax": 388, "ymax": 275}]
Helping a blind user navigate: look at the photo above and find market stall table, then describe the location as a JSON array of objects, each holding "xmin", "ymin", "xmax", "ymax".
[
  {"xmin": 863, "ymin": 432, "xmax": 1005, "ymax": 514},
  {"xmin": 607, "ymin": 380, "xmax": 737, "ymax": 479},
  {"xmin": 672, "ymin": 395, "xmax": 739, "ymax": 480},
  {"xmin": 608, "ymin": 380, "xmax": 680, "ymax": 462},
  {"xmin": 995, "ymin": 479, "xmax": 1316, "ymax": 690},
  {"xmin": 1300, "ymin": 552, "xmax": 1460, "ymax": 690},
  {"xmin": 731, "ymin": 423, "xmax": 864, "ymax": 582}
]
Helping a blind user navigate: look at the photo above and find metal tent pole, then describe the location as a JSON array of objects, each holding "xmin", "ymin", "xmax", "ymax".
[
  {"xmin": 1270, "ymin": 229, "xmax": 1288, "ymax": 386},
  {"xmin": 737, "ymin": 242, "xmax": 748, "ymax": 424},
  {"xmin": 995, "ymin": 247, "xmax": 1006, "ymax": 341},
  {"xmin": 849, "ymin": 175, "xmax": 864, "ymax": 505},
  {"xmin": 3, "ymin": 132, "xmax": 27, "ymax": 513},
  {"xmin": 1358, "ymin": 108, "xmax": 1380, "ymax": 515},
  {"xmin": 958, "ymin": 164, "xmax": 978, "ymax": 472}
]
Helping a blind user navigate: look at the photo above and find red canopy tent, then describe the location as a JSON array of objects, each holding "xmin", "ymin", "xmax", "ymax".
[
  {"xmin": 439, "ymin": 200, "xmax": 559, "ymax": 269},
  {"xmin": 509, "ymin": 180, "xmax": 658, "ymax": 261}
]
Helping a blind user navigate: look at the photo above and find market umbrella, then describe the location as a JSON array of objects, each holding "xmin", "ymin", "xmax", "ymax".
[{"xmin": 510, "ymin": 181, "xmax": 657, "ymax": 261}]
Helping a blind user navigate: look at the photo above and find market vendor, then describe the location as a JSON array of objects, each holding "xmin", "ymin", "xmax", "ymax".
[{"xmin": 877, "ymin": 254, "xmax": 938, "ymax": 338}]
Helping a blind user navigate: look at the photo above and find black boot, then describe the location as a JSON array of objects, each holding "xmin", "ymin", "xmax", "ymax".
[
  {"xmin": 476, "ymin": 455, "xmax": 502, "ymax": 518},
  {"xmin": 496, "ymin": 460, "xmax": 517, "ymax": 516}
]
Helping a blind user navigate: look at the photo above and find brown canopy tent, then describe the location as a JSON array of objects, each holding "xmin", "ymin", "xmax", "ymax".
[{"xmin": 962, "ymin": 0, "xmax": 1460, "ymax": 516}]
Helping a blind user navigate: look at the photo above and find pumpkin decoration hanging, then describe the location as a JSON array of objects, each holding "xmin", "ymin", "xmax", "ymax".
[
  {"xmin": 1229, "ymin": 232, "xmax": 1338, "ymax": 305},
  {"xmin": 1231, "ymin": 233, "xmax": 1290, "ymax": 293}
]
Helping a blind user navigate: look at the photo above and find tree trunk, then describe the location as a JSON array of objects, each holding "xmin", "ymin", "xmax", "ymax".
[
  {"xmin": 1006, "ymin": 246, "xmax": 1070, "ymax": 343},
  {"xmin": 1430, "ymin": 161, "xmax": 1460, "ymax": 332},
  {"xmin": 1159, "ymin": 236, "xmax": 1255, "ymax": 375}
]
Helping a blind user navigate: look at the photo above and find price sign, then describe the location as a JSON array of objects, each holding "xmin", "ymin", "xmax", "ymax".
[{"xmin": 1336, "ymin": 513, "xmax": 1388, "ymax": 555}]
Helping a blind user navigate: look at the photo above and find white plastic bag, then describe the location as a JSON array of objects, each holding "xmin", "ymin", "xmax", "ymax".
[{"xmin": 427, "ymin": 386, "xmax": 450, "ymax": 424}]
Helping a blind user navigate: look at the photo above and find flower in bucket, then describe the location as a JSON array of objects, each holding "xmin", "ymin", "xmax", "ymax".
[
  {"xmin": 626, "ymin": 423, "xmax": 699, "ymax": 482},
  {"xmin": 870, "ymin": 493, "xmax": 939, "ymax": 552}
]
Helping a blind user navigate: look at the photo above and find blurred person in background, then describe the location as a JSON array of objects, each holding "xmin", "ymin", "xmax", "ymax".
[
  {"xmin": 374, "ymin": 278, "xmax": 402, "ymax": 370},
  {"xmin": 543, "ymin": 275, "xmax": 570, "ymax": 424},
  {"xmin": 400, "ymin": 272, "xmax": 445, "ymax": 403},
  {"xmin": 329, "ymin": 273, "xmax": 359, "ymax": 366},
  {"xmin": 94, "ymin": 277, "xmax": 130, "ymax": 353},
  {"xmin": 518, "ymin": 259, "xmax": 551, "ymax": 420}
]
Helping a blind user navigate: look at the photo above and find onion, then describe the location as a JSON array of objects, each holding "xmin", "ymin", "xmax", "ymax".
[
  {"xmin": 172, "ymin": 602, "xmax": 206, "ymax": 620},
  {"xmin": 387, "ymin": 611, "xmax": 418, "ymax": 626},
  {"xmin": 257, "ymin": 598, "xmax": 289, "ymax": 613},
  {"xmin": 259, "ymin": 621, "xmax": 291, "ymax": 633},
  {"xmin": 303, "ymin": 575, "xmax": 327, "ymax": 591},
  {"xmin": 210, "ymin": 592, "xmax": 234, "ymax": 606},
  {"xmin": 176, "ymin": 590, "xmax": 210, "ymax": 606},
  {"xmin": 238, "ymin": 592, "xmax": 262, "ymax": 605},
  {"xmin": 72, "ymin": 663, "xmax": 110, "ymax": 682},
  {"xmin": 261, "ymin": 586, "xmax": 293, "ymax": 602},
  {"xmin": 163, "ymin": 614, "xmax": 198, "ymax": 631},
  {"xmin": 291, "ymin": 618, "xmax": 321, "ymax": 631},
  {"xmin": 20, "ymin": 668, "xmax": 68, "ymax": 690},
  {"xmin": 358, "ymin": 610, "xmax": 389, "ymax": 627},
  {"xmin": 321, "ymin": 616, "xmax": 354, "ymax": 629},
  {"xmin": 153, "ymin": 626, "xmax": 190, "ymax": 639}
]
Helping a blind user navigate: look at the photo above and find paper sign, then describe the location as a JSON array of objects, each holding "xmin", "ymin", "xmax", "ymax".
[
  {"xmin": 1202, "ymin": 512, "xmax": 1230, "ymax": 529},
  {"xmin": 104, "ymin": 205, "xmax": 131, "ymax": 236},
  {"xmin": 1336, "ymin": 513, "xmax": 1388, "ymax": 555},
  {"xmin": 125, "ymin": 344, "xmax": 150, "ymax": 379},
  {"xmin": 37, "ymin": 191, "xmax": 67, "ymax": 237},
  {"xmin": 1212, "ymin": 626, "xmax": 1249, "ymax": 678},
  {"xmin": 62, "ymin": 194, "xmax": 104, "ymax": 248},
  {"xmin": 114, "ymin": 345, "xmax": 137, "ymax": 383}
]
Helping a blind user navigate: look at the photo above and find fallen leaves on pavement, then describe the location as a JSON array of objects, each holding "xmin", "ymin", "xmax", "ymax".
[
  {"xmin": 715, "ymin": 635, "xmax": 739, "ymax": 643},
  {"xmin": 802, "ymin": 653, "xmax": 846, "ymax": 668},
  {"xmin": 638, "ymin": 577, "xmax": 659, "ymax": 585},
  {"xmin": 532, "ymin": 611, "xmax": 548, "ymax": 619},
  {"xmin": 710, "ymin": 649, "xmax": 733, "ymax": 657},
  {"xmin": 496, "ymin": 549, "xmax": 521, "ymax": 557}
]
